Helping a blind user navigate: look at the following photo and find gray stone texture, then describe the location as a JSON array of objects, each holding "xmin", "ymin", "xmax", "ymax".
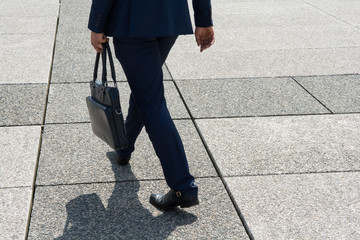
[
  {"xmin": 196, "ymin": 114, "xmax": 360, "ymax": 176},
  {"xmin": 36, "ymin": 121, "xmax": 216, "ymax": 185},
  {"xmin": 51, "ymin": 33, "xmax": 172, "ymax": 83},
  {"xmin": 4, "ymin": 0, "xmax": 360, "ymax": 239},
  {"xmin": 29, "ymin": 178, "xmax": 248, "ymax": 239},
  {"xmin": 225, "ymin": 172, "xmax": 360, "ymax": 239},
  {"xmin": 295, "ymin": 74, "xmax": 360, "ymax": 113},
  {"xmin": 303, "ymin": 0, "xmax": 360, "ymax": 27},
  {"xmin": 0, "ymin": 84, "xmax": 47, "ymax": 126},
  {"xmin": 167, "ymin": 48, "xmax": 360, "ymax": 80},
  {"xmin": 0, "ymin": 187, "xmax": 33, "ymax": 240},
  {"xmin": 0, "ymin": 34, "xmax": 55, "ymax": 84},
  {"xmin": 0, "ymin": 0, "xmax": 58, "ymax": 17},
  {"xmin": 173, "ymin": 18, "xmax": 360, "ymax": 53},
  {"xmin": 59, "ymin": 0, "xmax": 91, "ymax": 21},
  {"xmin": 45, "ymin": 81, "xmax": 188, "ymax": 124},
  {"xmin": 0, "ymin": 16, "xmax": 58, "ymax": 34},
  {"xmin": 0, "ymin": 126, "xmax": 40, "ymax": 188},
  {"xmin": 166, "ymin": 0, "xmax": 360, "ymax": 79},
  {"xmin": 176, "ymin": 78, "xmax": 329, "ymax": 118}
]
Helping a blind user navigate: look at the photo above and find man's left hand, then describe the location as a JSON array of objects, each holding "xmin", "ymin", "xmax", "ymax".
[{"xmin": 91, "ymin": 32, "xmax": 109, "ymax": 52}]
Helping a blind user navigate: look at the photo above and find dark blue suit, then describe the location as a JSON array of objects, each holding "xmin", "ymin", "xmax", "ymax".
[
  {"xmin": 88, "ymin": 0, "xmax": 212, "ymax": 196},
  {"xmin": 88, "ymin": 0, "xmax": 212, "ymax": 37}
]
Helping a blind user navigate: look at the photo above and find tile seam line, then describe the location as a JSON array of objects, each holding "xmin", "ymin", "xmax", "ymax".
[
  {"xmin": 165, "ymin": 63, "xmax": 255, "ymax": 240},
  {"xmin": 193, "ymin": 112, "xmax": 360, "ymax": 120},
  {"xmin": 172, "ymin": 73, "xmax": 360, "ymax": 81},
  {"xmin": 0, "ymin": 32, "xmax": 56, "ymax": 35},
  {"xmin": 43, "ymin": 117, "xmax": 191, "ymax": 126},
  {"xmin": 2, "ymin": 112, "xmax": 359, "ymax": 128},
  {"xmin": 172, "ymin": 45, "xmax": 360, "ymax": 53},
  {"xmin": 45, "ymin": 79, "xmax": 171, "ymax": 85},
  {"xmin": 3, "ymin": 73, "xmax": 358, "ymax": 85},
  {"xmin": 0, "ymin": 118, "xmax": 191, "ymax": 128},
  {"xmin": 35, "ymin": 176, "xmax": 220, "ymax": 188},
  {"xmin": 0, "ymin": 186, "xmax": 33, "ymax": 190},
  {"xmin": 300, "ymin": 0, "xmax": 360, "ymax": 30},
  {"xmin": 291, "ymin": 77, "xmax": 333, "ymax": 113},
  {"xmin": 24, "ymin": 1, "xmax": 61, "ymax": 238},
  {"xmin": 223, "ymin": 170, "xmax": 360, "ymax": 179},
  {"xmin": 0, "ymin": 124, "xmax": 43, "ymax": 128}
]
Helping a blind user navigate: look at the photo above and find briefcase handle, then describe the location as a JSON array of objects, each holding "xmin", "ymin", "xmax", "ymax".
[{"xmin": 93, "ymin": 42, "xmax": 117, "ymax": 87}]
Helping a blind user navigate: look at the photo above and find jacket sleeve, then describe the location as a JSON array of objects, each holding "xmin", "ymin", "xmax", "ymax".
[
  {"xmin": 88, "ymin": 0, "xmax": 114, "ymax": 33},
  {"xmin": 193, "ymin": 0, "xmax": 213, "ymax": 27}
]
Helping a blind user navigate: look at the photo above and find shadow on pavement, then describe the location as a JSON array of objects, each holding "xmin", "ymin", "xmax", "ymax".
[{"xmin": 54, "ymin": 152, "xmax": 197, "ymax": 239}]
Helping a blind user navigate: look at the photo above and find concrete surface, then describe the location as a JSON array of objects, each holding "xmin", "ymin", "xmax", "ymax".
[{"xmin": 1, "ymin": 0, "xmax": 359, "ymax": 239}]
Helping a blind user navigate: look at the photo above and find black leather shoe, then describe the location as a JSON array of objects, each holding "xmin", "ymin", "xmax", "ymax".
[
  {"xmin": 149, "ymin": 190, "xmax": 199, "ymax": 210},
  {"xmin": 117, "ymin": 155, "xmax": 130, "ymax": 166}
]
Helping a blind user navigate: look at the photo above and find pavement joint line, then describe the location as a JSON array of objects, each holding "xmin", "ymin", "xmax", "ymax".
[
  {"xmin": 0, "ymin": 33, "xmax": 55, "ymax": 36},
  {"xmin": 42, "ymin": 117, "xmax": 192, "ymax": 126},
  {"xmin": 1, "ymin": 112, "xmax": 359, "ymax": 129},
  {"xmin": 0, "ymin": 83, "xmax": 48, "ymax": 86},
  {"xmin": 291, "ymin": 77, "xmax": 334, "ymax": 113},
  {"xmin": 48, "ymin": 79, "xmax": 172, "ymax": 85},
  {"xmin": 34, "ymin": 176, "xmax": 220, "ymax": 188},
  {"xmin": 172, "ymin": 73, "xmax": 360, "ymax": 82},
  {"xmin": 166, "ymin": 63, "xmax": 255, "ymax": 240},
  {"xmin": 222, "ymin": 170, "xmax": 360, "ymax": 179},
  {"xmin": 50, "ymin": 80, "xmax": 129, "ymax": 85},
  {"xmin": 192, "ymin": 112, "xmax": 360, "ymax": 120},
  {"xmin": 301, "ymin": 0, "xmax": 360, "ymax": 30},
  {"xmin": 0, "ymin": 186, "xmax": 32, "ymax": 190},
  {"xmin": 24, "ymin": 1, "xmax": 61, "ymax": 238},
  {"xmin": 0, "ymin": 124, "xmax": 43, "ymax": 128},
  {"xmin": 8, "ymin": 73, "xmax": 356, "ymax": 86}
]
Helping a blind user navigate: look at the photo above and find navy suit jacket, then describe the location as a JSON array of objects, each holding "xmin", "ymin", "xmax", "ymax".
[{"xmin": 88, "ymin": 0, "xmax": 212, "ymax": 37}]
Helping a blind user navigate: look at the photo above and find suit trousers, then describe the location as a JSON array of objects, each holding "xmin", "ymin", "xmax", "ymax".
[{"xmin": 113, "ymin": 37, "xmax": 197, "ymax": 195}]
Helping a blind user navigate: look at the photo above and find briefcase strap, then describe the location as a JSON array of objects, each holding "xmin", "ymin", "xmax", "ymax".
[{"xmin": 93, "ymin": 42, "xmax": 117, "ymax": 87}]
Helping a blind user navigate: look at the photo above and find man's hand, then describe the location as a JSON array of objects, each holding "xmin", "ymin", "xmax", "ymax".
[
  {"xmin": 195, "ymin": 27, "xmax": 215, "ymax": 52},
  {"xmin": 91, "ymin": 32, "xmax": 109, "ymax": 52}
]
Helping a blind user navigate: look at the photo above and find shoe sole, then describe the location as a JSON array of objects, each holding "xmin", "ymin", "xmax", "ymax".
[
  {"xmin": 180, "ymin": 199, "xmax": 199, "ymax": 208},
  {"xmin": 150, "ymin": 199, "xmax": 199, "ymax": 211}
]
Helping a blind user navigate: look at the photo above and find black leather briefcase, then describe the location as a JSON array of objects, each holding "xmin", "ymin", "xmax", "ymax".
[{"xmin": 86, "ymin": 42, "xmax": 128, "ymax": 150}]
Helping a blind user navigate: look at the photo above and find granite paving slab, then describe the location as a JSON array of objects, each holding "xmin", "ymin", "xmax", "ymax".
[
  {"xmin": 0, "ymin": 0, "xmax": 59, "ymax": 17},
  {"xmin": 211, "ymin": 0, "xmax": 318, "ymax": 15},
  {"xmin": 209, "ymin": 9, "xmax": 346, "ymax": 29},
  {"xmin": 0, "ymin": 16, "xmax": 58, "ymax": 34},
  {"xmin": 59, "ymin": 0, "xmax": 91, "ymax": 20},
  {"xmin": 303, "ymin": 0, "xmax": 360, "ymax": 27},
  {"xmin": 36, "ymin": 121, "xmax": 215, "ymax": 185},
  {"xmin": 167, "ymin": 0, "xmax": 360, "ymax": 79},
  {"xmin": 0, "ymin": 84, "xmax": 47, "ymax": 126},
  {"xmin": 52, "ymin": 34, "xmax": 171, "ymax": 83},
  {"xmin": 294, "ymin": 74, "xmax": 360, "ymax": 113},
  {"xmin": 51, "ymin": 50, "xmax": 171, "ymax": 84},
  {"xmin": 0, "ymin": 34, "xmax": 55, "ymax": 84},
  {"xmin": 166, "ymin": 47, "xmax": 360, "ymax": 79},
  {"xmin": 196, "ymin": 114, "xmax": 360, "ymax": 176},
  {"xmin": 0, "ymin": 187, "xmax": 33, "ymax": 240},
  {"xmin": 45, "ymin": 81, "xmax": 188, "ymax": 124},
  {"xmin": 172, "ymin": 25, "xmax": 360, "ymax": 53},
  {"xmin": 225, "ymin": 172, "xmax": 360, "ymax": 239},
  {"xmin": 29, "ymin": 178, "xmax": 248, "ymax": 239},
  {"xmin": 58, "ymin": 16, "xmax": 89, "ymax": 34},
  {"xmin": 0, "ymin": 126, "xmax": 41, "ymax": 188},
  {"xmin": 55, "ymin": 32, "xmax": 94, "ymax": 57},
  {"xmin": 176, "ymin": 78, "xmax": 329, "ymax": 118}
]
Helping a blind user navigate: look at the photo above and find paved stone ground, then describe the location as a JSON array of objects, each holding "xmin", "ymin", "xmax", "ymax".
[{"xmin": 1, "ymin": 0, "xmax": 359, "ymax": 239}]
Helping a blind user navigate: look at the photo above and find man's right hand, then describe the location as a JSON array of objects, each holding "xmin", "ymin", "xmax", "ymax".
[
  {"xmin": 195, "ymin": 27, "xmax": 215, "ymax": 52},
  {"xmin": 91, "ymin": 32, "xmax": 109, "ymax": 52}
]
